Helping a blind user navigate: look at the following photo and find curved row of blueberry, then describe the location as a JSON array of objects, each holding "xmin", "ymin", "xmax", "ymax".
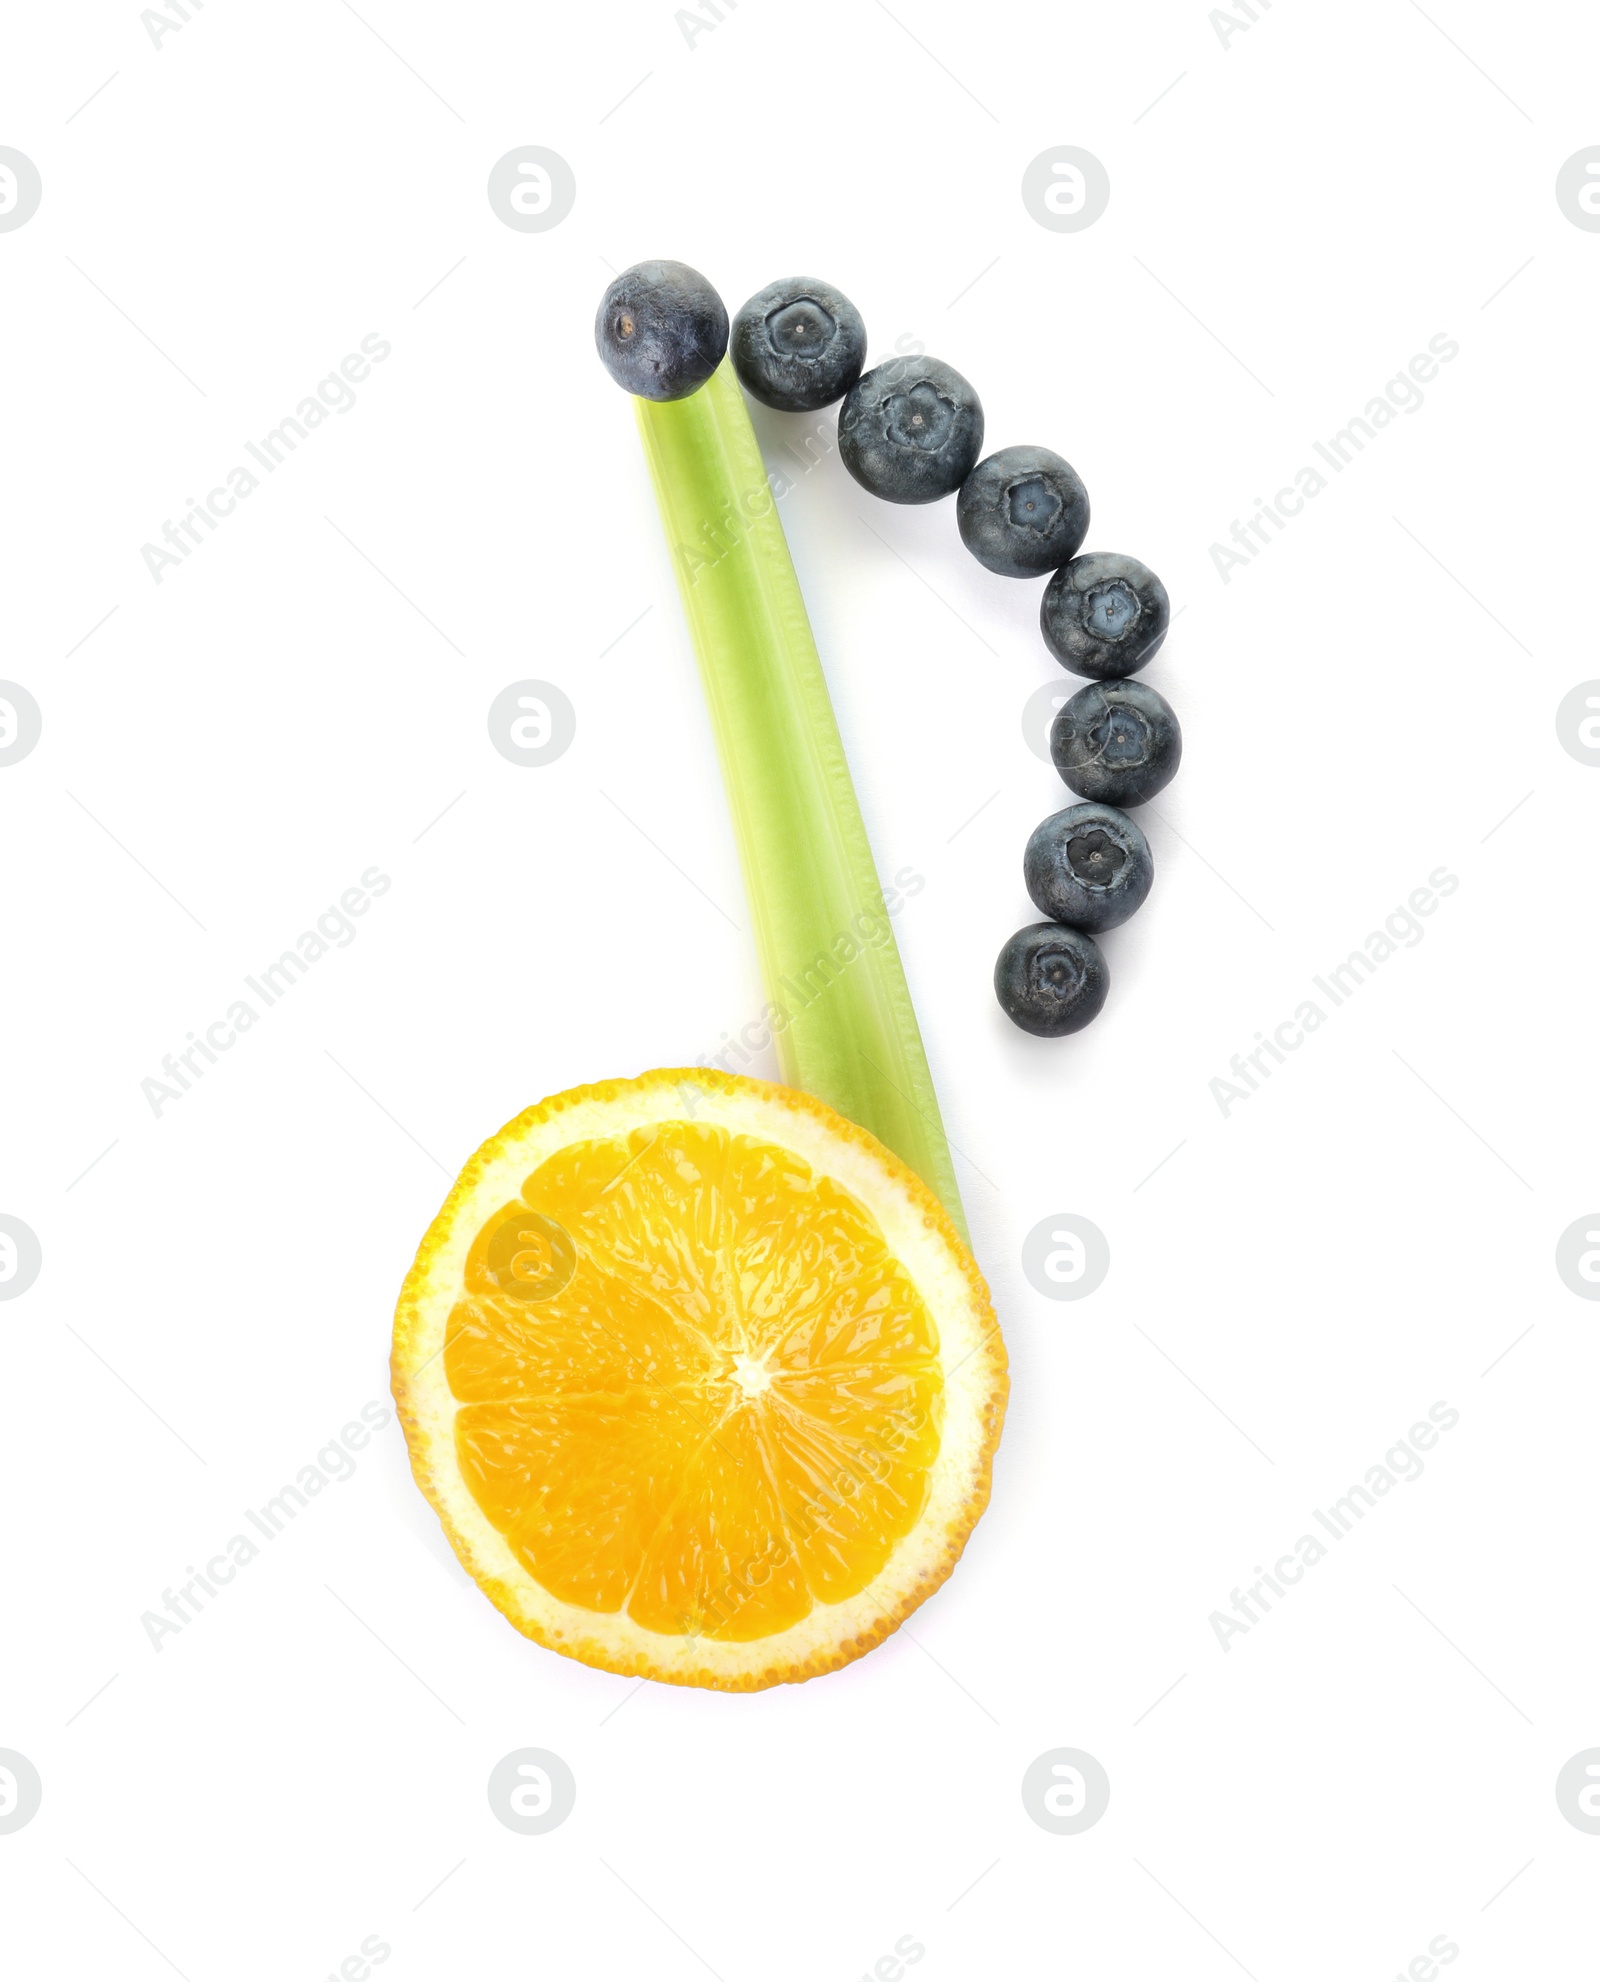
[{"xmin": 594, "ymin": 262, "xmax": 1181, "ymax": 1039}]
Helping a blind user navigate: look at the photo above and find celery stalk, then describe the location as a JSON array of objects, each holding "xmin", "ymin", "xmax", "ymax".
[{"xmin": 635, "ymin": 361, "xmax": 968, "ymax": 1238}]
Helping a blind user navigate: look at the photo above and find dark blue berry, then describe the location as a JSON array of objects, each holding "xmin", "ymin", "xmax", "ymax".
[
  {"xmin": 731, "ymin": 277, "xmax": 867, "ymax": 412},
  {"xmin": 1024, "ymin": 802, "xmax": 1153, "ymax": 933},
  {"xmin": 957, "ymin": 446, "xmax": 1089, "ymax": 579},
  {"xmin": 595, "ymin": 260, "xmax": 728, "ymax": 402},
  {"xmin": 1041, "ymin": 552, "xmax": 1170, "ymax": 679},
  {"xmin": 994, "ymin": 923, "xmax": 1109, "ymax": 1036},
  {"xmin": 1050, "ymin": 679, "xmax": 1181, "ymax": 807},
  {"xmin": 837, "ymin": 356, "xmax": 984, "ymax": 504}
]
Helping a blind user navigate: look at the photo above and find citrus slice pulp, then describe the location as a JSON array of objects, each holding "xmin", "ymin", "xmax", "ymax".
[{"xmin": 392, "ymin": 1069, "xmax": 1006, "ymax": 1691}]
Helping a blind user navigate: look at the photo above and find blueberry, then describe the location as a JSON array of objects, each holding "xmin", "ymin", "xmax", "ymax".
[
  {"xmin": 595, "ymin": 260, "xmax": 728, "ymax": 402},
  {"xmin": 731, "ymin": 277, "xmax": 867, "ymax": 412},
  {"xmin": 957, "ymin": 446, "xmax": 1089, "ymax": 578},
  {"xmin": 837, "ymin": 356, "xmax": 984, "ymax": 504},
  {"xmin": 1024, "ymin": 802, "xmax": 1153, "ymax": 933},
  {"xmin": 994, "ymin": 923, "xmax": 1109, "ymax": 1037},
  {"xmin": 1040, "ymin": 552, "xmax": 1170, "ymax": 679},
  {"xmin": 1050, "ymin": 679, "xmax": 1181, "ymax": 807}
]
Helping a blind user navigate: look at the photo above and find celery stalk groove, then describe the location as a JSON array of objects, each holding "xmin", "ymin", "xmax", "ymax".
[{"xmin": 636, "ymin": 361, "xmax": 968, "ymax": 1237}]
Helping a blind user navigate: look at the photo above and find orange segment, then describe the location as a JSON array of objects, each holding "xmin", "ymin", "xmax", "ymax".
[
  {"xmin": 630, "ymin": 1407, "xmax": 813, "ymax": 1642},
  {"xmin": 520, "ymin": 1123, "xmax": 736, "ymax": 1350},
  {"xmin": 762, "ymin": 1372, "xmax": 943, "ymax": 1602},
  {"xmin": 392, "ymin": 1070, "xmax": 1006, "ymax": 1691},
  {"xmin": 444, "ymin": 1259, "xmax": 708, "ymax": 1403},
  {"xmin": 769, "ymin": 1255, "xmax": 942, "ymax": 1370},
  {"xmin": 721, "ymin": 1141, "xmax": 884, "ymax": 1353},
  {"xmin": 456, "ymin": 1393, "xmax": 710, "ymax": 1614}
]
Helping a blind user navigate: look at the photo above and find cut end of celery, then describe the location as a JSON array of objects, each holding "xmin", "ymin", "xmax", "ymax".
[{"xmin": 635, "ymin": 363, "xmax": 969, "ymax": 1240}]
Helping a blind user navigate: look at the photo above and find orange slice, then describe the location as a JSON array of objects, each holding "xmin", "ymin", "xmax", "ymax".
[{"xmin": 392, "ymin": 1069, "xmax": 1007, "ymax": 1690}]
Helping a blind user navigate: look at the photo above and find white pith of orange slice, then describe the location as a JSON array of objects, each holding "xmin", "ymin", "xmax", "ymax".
[{"xmin": 392, "ymin": 1068, "xmax": 1007, "ymax": 1691}]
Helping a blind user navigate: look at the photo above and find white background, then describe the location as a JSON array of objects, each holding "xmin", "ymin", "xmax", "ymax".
[{"xmin": 3, "ymin": 0, "xmax": 1597, "ymax": 1976}]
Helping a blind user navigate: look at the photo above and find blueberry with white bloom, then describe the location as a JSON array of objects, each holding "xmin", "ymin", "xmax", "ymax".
[
  {"xmin": 838, "ymin": 356, "xmax": 984, "ymax": 504},
  {"xmin": 994, "ymin": 923, "xmax": 1109, "ymax": 1036},
  {"xmin": 957, "ymin": 446, "xmax": 1089, "ymax": 578},
  {"xmin": 731, "ymin": 277, "xmax": 867, "ymax": 411},
  {"xmin": 1050, "ymin": 678, "xmax": 1181, "ymax": 806},
  {"xmin": 1041, "ymin": 552, "xmax": 1169, "ymax": 678},
  {"xmin": 595, "ymin": 260, "xmax": 728, "ymax": 401},
  {"xmin": 1024, "ymin": 802, "xmax": 1153, "ymax": 933}
]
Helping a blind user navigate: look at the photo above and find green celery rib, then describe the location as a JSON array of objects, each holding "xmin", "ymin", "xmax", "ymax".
[{"xmin": 635, "ymin": 360, "xmax": 967, "ymax": 1238}]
